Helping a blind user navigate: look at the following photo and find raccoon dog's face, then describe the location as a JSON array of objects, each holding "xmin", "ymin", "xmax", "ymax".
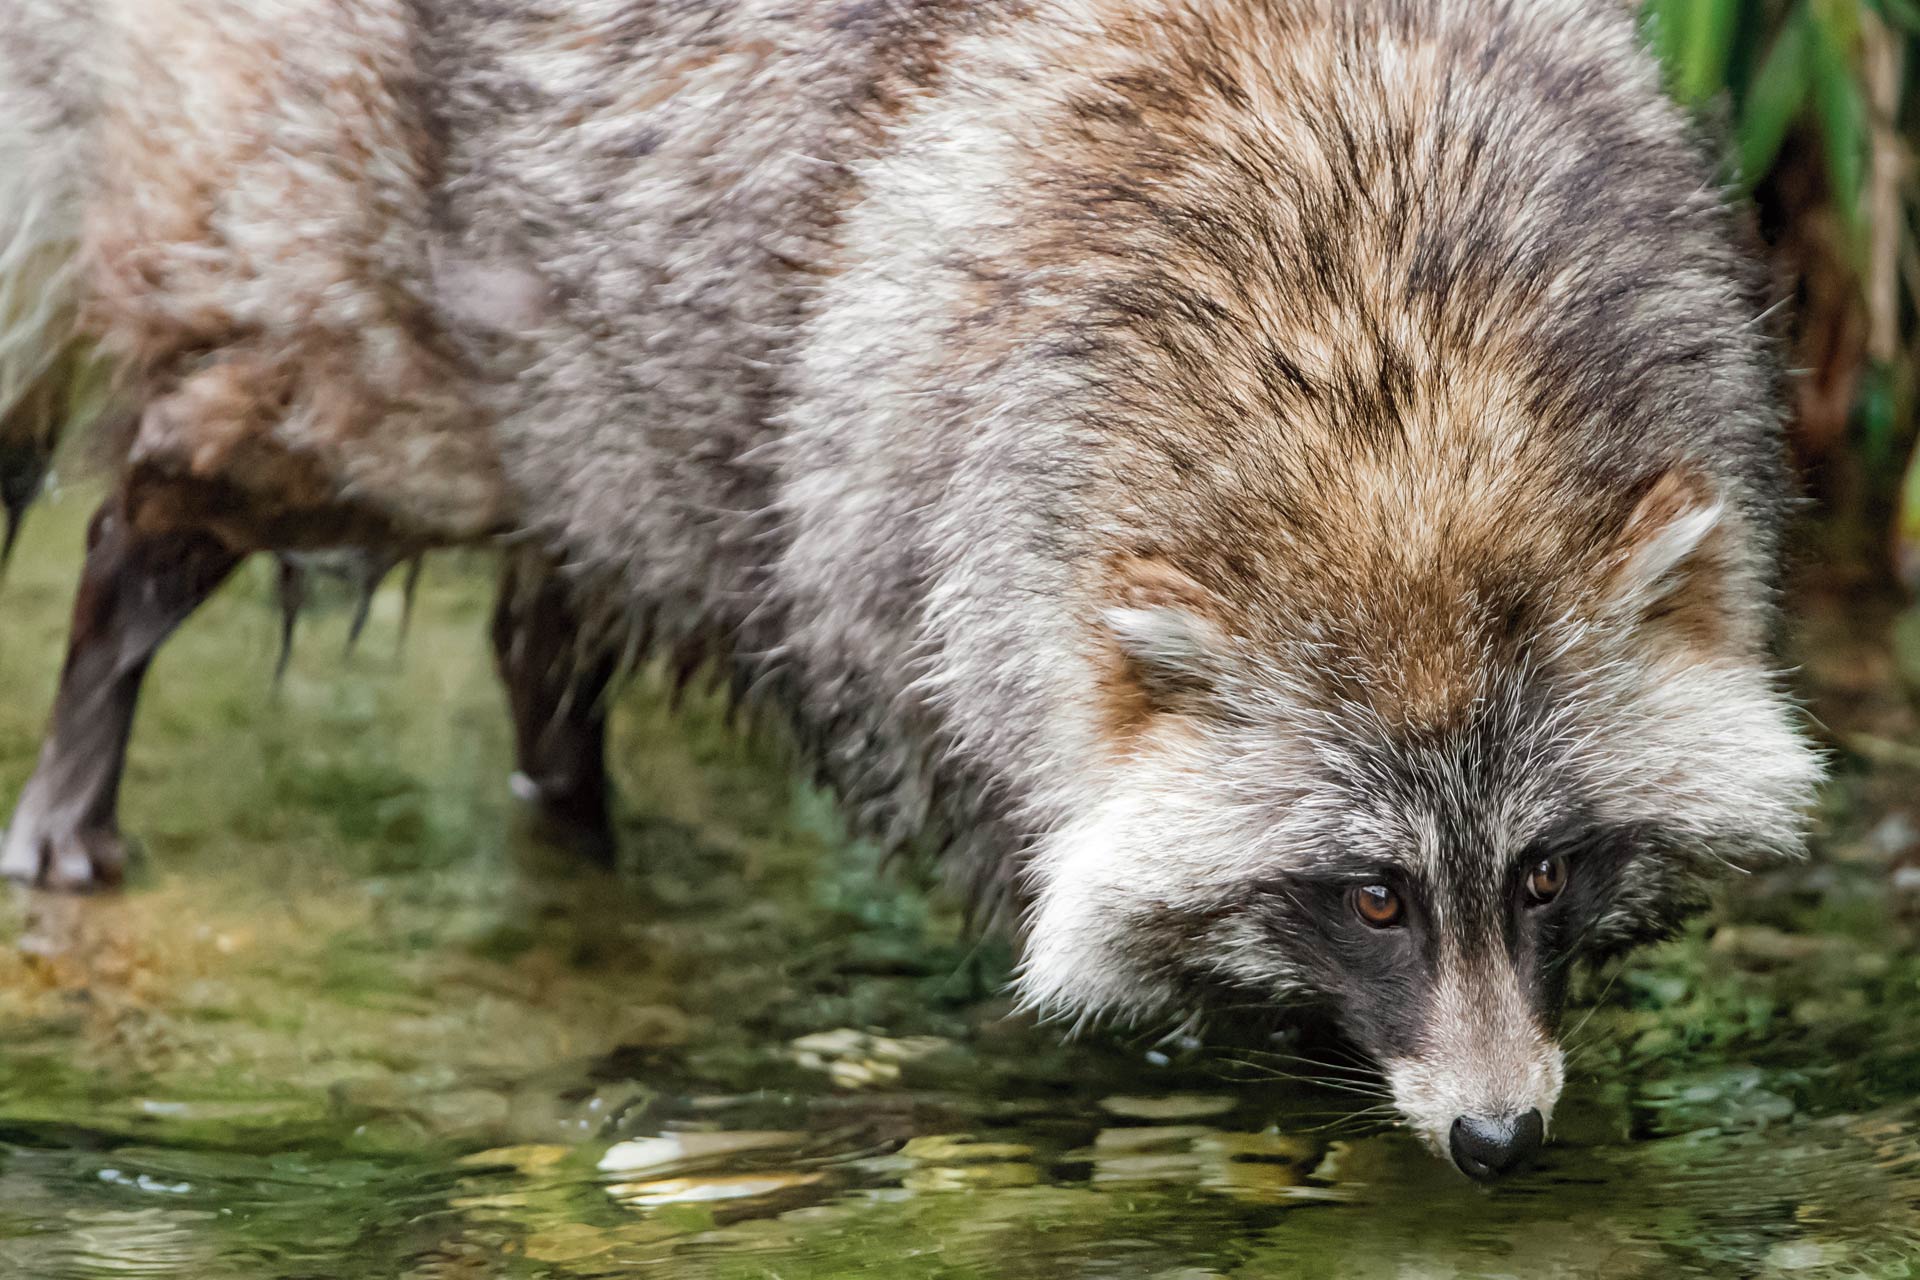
[{"xmin": 1017, "ymin": 468, "xmax": 1820, "ymax": 1180}]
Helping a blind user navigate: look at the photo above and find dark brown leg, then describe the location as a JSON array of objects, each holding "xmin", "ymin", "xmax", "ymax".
[
  {"xmin": 0, "ymin": 500, "xmax": 242, "ymax": 890},
  {"xmin": 491, "ymin": 556, "xmax": 617, "ymax": 861}
]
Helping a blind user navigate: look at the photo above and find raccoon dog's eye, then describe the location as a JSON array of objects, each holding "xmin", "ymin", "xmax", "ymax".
[
  {"xmin": 1351, "ymin": 884, "xmax": 1404, "ymax": 928},
  {"xmin": 1526, "ymin": 855, "xmax": 1569, "ymax": 905}
]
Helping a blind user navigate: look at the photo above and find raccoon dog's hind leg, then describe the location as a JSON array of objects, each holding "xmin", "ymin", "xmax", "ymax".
[
  {"xmin": 0, "ymin": 496, "xmax": 242, "ymax": 890},
  {"xmin": 491, "ymin": 555, "xmax": 618, "ymax": 864}
]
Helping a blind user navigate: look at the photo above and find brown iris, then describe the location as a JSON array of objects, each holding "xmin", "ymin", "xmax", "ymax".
[
  {"xmin": 1526, "ymin": 854, "xmax": 1569, "ymax": 904},
  {"xmin": 1351, "ymin": 884, "xmax": 1404, "ymax": 928}
]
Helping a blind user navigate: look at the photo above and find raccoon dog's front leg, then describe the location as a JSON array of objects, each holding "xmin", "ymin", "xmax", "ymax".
[
  {"xmin": 490, "ymin": 556, "xmax": 617, "ymax": 863},
  {"xmin": 0, "ymin": 499, "xmax": 241, "ymax": 890}
]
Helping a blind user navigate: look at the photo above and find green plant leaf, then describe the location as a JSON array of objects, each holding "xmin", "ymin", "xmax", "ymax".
[
  {"xmin": 1858, "ymin": 360, "xmax": 1900, "ymax": 465},
  {"xmin": 1736, "ymin": 7, "xmax": 1816, "ymax": 188},
  {"xmin": 1641, "ymin": 0, "xmax": 1682, "ymax": 77},
  {"xmin": 1807, "ymin": 7, "xmax": 1870, "ymax": 243},
  {"xmin": 1897, "ymin": 435, "xmax": 1920, "ymax": 592},
  {"xmin": 1675, "ymin": 0, "xmax": 1745, "ymax": 103},
  {"xmin": 1871, "ymin": 0, "xmax": 1920, "ymax": 33}
]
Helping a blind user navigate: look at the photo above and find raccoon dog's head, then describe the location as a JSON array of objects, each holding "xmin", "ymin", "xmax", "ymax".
[{"xmin": 1016, "ymin": 456, "xmax": 1820, "ymax": 1180}]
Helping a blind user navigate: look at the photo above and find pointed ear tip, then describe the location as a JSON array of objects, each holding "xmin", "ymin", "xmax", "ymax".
[
  {"xmin": 1109, "ymin": 553, "xmax": 1211, "ymax": 602},
  {"xmin": 1623, "ymin": 465, "xmax": 1730, "ymax": 550},
  {"xmin": 1607, "ymin": 466, "xmax": 1728, "ymax": 605},
  {"xmin": 1632, "ymin": 464, "xmax": 1723, "ymax": 526}
]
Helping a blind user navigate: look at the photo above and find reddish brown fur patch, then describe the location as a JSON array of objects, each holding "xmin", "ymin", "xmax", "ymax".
[
  {"xmin": 1641, "ymin": 556, "xmax": 1730, "ymax": 653},
  {"xmin": 1092, "ymin": 640, "xmax": 1157, "ymax": 744}
]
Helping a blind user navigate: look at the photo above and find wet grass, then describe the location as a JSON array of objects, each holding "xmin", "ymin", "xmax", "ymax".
[{"xmin": 1, "ymin": 489, "xmax": 1918, "ymax": 1279}]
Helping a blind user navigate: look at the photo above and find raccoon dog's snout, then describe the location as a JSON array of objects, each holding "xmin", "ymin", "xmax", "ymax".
[{"xmin": 1449, "ymin": 1110, "xmax": 1545, "ymax": 1182}]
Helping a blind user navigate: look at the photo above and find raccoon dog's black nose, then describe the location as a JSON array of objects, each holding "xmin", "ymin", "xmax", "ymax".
[{"xmin": 1449, "ymin": 1109, "xmax": 1543, "ymax": 1182}]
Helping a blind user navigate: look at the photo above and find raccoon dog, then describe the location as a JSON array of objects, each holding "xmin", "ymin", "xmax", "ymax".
[{"xmin": 0, "ymin": 0, "xmax": 1820, "ymax": 1177}]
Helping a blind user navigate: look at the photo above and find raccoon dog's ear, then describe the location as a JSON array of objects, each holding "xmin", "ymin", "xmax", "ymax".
[
  {"xmin": 1603, "ymin": 465, "xmax": 1725, "ymax": 616},
  {"xmin": 1101, "ymin": 556, "xmax": 1224, "ymax": 712}
]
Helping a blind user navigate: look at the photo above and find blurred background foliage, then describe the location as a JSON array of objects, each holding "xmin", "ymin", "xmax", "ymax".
[{"xmin": 1641, "ymin": 0, "xmax": 1920, "ymax": 586}]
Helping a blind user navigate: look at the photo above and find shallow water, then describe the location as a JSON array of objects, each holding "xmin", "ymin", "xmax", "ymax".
[{"xmin": 1, "ymin": 491, "xmax": 1918, "ymax": 1279}]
